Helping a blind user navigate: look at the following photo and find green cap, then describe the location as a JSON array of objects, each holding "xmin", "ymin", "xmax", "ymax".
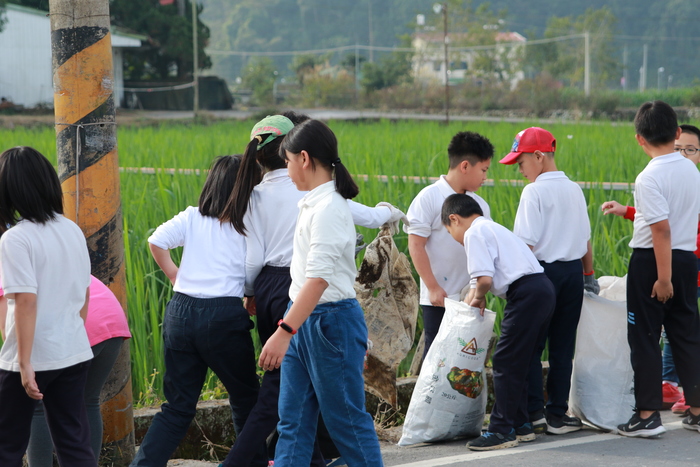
[{"xmin": 250, "ymin": 115, "xmax": 294, "ymax": 150}]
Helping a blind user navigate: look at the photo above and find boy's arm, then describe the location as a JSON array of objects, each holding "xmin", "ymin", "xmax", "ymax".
[
  {"xmin": 649, "ymin": 219, "xmax": 673, "ymax": 302},
  {"xmin": 408, "ymin": 234, "xmax": 447, "ymax": 307},
  {"xmin": 468, "ymin": 276, "xmax": 493, "ymax": 316},
  {"xmin": 149, "ymin": 243, "xmax": 178, "ymax": 285},
  {"xmin": 581, "ymin": 240, "xmax": 594, "ymax": 274}
]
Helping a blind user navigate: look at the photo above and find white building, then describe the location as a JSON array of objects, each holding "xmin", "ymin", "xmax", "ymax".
[
  {"xmin": 0, "ymin": 3, "xmax": 144, "ymax": 109},
  {"xmin": 412, "ymin": 31, "xmax": 526, "ymax": 90}
]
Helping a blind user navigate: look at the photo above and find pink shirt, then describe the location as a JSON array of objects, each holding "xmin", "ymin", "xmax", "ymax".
[{"xmin": 0, "ymin": 275, "xmax": 130, "ymax": 346}]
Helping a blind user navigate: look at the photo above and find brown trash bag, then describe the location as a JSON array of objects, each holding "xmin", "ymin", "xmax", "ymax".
[{"xmin": 355, "ymin": 226, "xmax": 419, "ymax": 408}]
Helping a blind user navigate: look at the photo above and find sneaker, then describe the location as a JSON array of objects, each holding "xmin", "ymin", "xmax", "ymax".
[
  {"xmin": 516, "ymin": 423, "xmax": 536, "ymax": 442},
  {"xmin": 467, "ymin": 430, "xmax": 519, "ymax": 451},
  {"xmin": 617, "ymin": 411, "xmax": 666, "ymax": 438},
  {"xmin": 546, "ymin": 413, "xmax": 583, "ymax": 435},
  {"xmin": 672, "ymin": 396, "xmax": 690, "ymax": 415},
  {"xmin": 682, "ymin": 411, "xmax": 700, "ymax": 432},
  {"xmin": 662, "ymin": 382, "xmax": 682, "ymax": 408},
  {"xmin": 529, "ymin": 410, "xmax": 547, "ymax": 434},
  {"xmin": 326, "ymin": 458, "xmax": 347, "ymax": 467}
]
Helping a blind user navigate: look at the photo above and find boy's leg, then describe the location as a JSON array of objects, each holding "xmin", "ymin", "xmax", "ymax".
[
  {"xmin": 489, "ymin": 274, "xmax": 555, "ymax": 435},
  {"xmin": 0, "ymin": 369, "xmax": 38, "ymax": 467},
  {"xmin": 131, "ymin": 294, "xmax": 209, "ymax": 467},
  {"xmin": 422, "ymin": 305, "xmax": 445, "ymax": 359},
  {"xmin": 540, "ymin": 260, "xmax": 584, "ymax": 419},
  {"xmin": 304, "ymin": 301, "xmax": 383, "ymax": 467},
  {"xmin": 663, "ymin": 250, "xmax": 700, "ymax": 409},
  {"xmin": 626, "ymin": 250, "xmax": 665, "ymax": 411},
  {"xmin": 661, "ymin": 331, "xmax": 679, "ymax": 384},
  {"xmin": 41, "ymin": 360, "xmax": 96, "ymax": 467}
]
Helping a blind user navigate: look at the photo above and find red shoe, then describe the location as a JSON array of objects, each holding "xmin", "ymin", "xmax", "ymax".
[
  {"xmin": 672, "ymin": 396, "xmax": 689, "ymax": 415},
  {"xmin": 662, "ymin": 382, "xmax": 682, "ymax": 409}
]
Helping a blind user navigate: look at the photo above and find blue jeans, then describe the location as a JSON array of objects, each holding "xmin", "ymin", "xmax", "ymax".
[
  {"xmin": 131, "ymin": 293, "xmax": 263, "ymax": 467},
  {"xmin": 275, "ymin": 299, "xmax": 383, "ymax": 467}
]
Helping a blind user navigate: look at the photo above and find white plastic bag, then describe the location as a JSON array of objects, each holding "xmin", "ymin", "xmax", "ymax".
[
  {"xmin": 398, "ymin": 298, "xmax": 496, "ymax": 446},
  {"xmin": 569, "ymin": 290, "xmax": 635, "ymax": 432}
]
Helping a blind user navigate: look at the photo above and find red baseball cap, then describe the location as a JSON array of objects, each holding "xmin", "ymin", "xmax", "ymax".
[{"xmin": 499, "ymin": 127, "xmax": 556, "ymax": 165}]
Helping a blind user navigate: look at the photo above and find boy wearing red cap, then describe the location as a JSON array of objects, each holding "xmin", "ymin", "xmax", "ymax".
[{"xmin": 500, "ymin": 127, "xmax": 597, "ymax": 435}]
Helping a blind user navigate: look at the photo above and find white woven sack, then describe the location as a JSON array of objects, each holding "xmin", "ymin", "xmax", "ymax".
[
  {"xmin": 398, "ymin": 298, "xmax": 496, "ymax": 446},
  {"xmin": 569, "ymin": 291, "xmax": 635, "ymax": 432}
]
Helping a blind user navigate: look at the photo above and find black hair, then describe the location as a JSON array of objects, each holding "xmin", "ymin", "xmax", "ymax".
[
  {"xmin": 0, "ymin": 146, "xmax": 63, "ymax": 232},
  {"xmin": 680, "ymin": 124, "xmax": 700, "ymax": 144},
  {"xmin": 280, "ymin": 119, "xmax": 359, "ymax": 199},
  {"xmin": 199, "ymin": 154, "xmax": 242, "ymax": 222},
  {"xmin": 447, "ymin": 131, "xmax": 495, "ymax": 169},
  {"xmin": 634, "ymin": 101, "xmax": 678, "ymax": 146},
  {"xmin": 282, "ymin": 110, "xmax": 311, "ymax": 126},
  {"xmin": 441, "ymin": 193, "xmax": 483, "ymax": 226}
]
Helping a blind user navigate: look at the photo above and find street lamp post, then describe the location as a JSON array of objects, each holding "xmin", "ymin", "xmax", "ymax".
[
  {"xmin": 657, "ymin": 67, "xmax": 664, "ymax": 90},
  {"xmin": 433, "ymin": 3, "xmax": 449, "ymax": 125}
]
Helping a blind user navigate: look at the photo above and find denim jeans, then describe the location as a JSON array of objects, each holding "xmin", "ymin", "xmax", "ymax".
[
  {"xmin": 275, "ymin": 299, "xmax": 383, "ymax": 467},
  {"xmin": 661, "ymin": 330, "xmax": 679, "ymax": 384},
  {"xmin": 131, "ymin": 293, "xmax": 263, "ymax": 467}
]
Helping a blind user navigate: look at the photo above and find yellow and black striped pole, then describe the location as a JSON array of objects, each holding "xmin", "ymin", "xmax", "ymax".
[{"xmin": 49, "ymin": 0, "xmax": 134, "ymax": 465}]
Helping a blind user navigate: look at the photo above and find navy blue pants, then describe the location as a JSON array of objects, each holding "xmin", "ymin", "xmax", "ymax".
[
  {"xmin": 222, "ymin": 267, "xmax": 326, "ymax": 467},
  {"xmin": 422, "ymin": 305, "xmax": 445, "ymax": 359},
  {"xmin": 131, "ymin": 293, "xmax": 263, "ymax": 467},
  {"xmin": 489, "ymin": 273, "xmax": 555, "ymax": 434},
  {"xmin": 527, "ymin": 260, "xmax": 584, "ymax": 418},
  {"xmin": 0, "ymin": 360, "xmax": 95, "ymax": 467},
  {"xmin": 627, "ymin": 248, "xmax": 700, "ymax": 410}
]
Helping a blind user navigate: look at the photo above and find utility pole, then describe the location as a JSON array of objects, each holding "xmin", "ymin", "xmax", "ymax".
[
  {"xmin": 192, "ymin": 0, "xmax": 199, "ymax": 115},
  {"xmin": 434, "ymin": 2, "xmax": 449, "ymax": 125},
  {"xmin": 584, "ymin": 31, "xmax": 590, "ymax": 96},
  {"xmin": 640, "ymin": 43, "xmax": 648, "ymax": 91},
  {"xmin": 622, "ymin": 44, "xmax": 628, "ymax": 91},
  {"xmin": 49, "ymin": 0, "xmax": 134, "ymax": 465},
  {"xmin": 368, "ymin": 0, "xmax": 374, "ymax": 63}
]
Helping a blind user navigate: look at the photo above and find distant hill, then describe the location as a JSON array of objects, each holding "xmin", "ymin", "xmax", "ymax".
[{"xmin": 196, "ymin": 0, "xmax": 700, "ymax": 88}]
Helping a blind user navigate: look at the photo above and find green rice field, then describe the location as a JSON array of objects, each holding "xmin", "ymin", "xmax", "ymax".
[{"xmin": 0, "ymin": 117, "xmax": 686, "ymax": 405}]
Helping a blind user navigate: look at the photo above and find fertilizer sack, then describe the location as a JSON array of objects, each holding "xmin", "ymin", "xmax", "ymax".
[
  {"xmin": 398, "ymin": 298, "xmax": 496, "ymax": 446},
  {"xmin": 569, "ymin": 290, "xmax": 635, "ymax": 432}
]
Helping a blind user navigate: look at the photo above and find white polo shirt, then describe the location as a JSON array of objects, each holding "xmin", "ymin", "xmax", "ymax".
[
  {"xmin": 148, "ymin": 206, "xmax": 246, "ymax": 298},
  {"xmin": 244, "ymin": 169, "xmax": 391, "ymax": 295},
  {"xmin": 289, "ymin": 181, "xmax": 357, "ymax": 304},
  {"xmin": 513, "ymin": 171, "xmax": 590, "ymax": 263},
  {"xmin": 465, "ymin": 216, "xmax": 544, "ymax": 298},
  {"xmin": 0, "ymin": 216, "xmax": 92, "ymax": 372},
  {"xmin": 630, "ymin": 152, "xmax": 700, "ymax": 250},
  {"xmin": 404, "ymin": 175, "xmax": 491, "ymax": 306}
]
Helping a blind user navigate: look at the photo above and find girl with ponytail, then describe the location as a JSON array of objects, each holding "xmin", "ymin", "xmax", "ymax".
[{"xmin": 257, "ymin": 119, "xmax": 384, "ymax": 467}]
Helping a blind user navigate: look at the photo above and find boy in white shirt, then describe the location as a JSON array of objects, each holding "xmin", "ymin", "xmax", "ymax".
[
  {"xmin": 499, "ymin": 127, "xmax": 597, "ymax": 435},
  {"xmin": 442, "ymin": 193, "xmax": 555, "ymax": 451},
  {"xmin": 405, "ymin": 132, "xmax": 493, "ymax": 360},
  {"xmin": 616, "ymin": 101, "xmax": 700, "ymax": 437}
]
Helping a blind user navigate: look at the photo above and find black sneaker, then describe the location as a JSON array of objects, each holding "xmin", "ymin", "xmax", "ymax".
[
  {"xmin": 546, "ymin": 413, "xmax": 583, "ymax": 435},
  {"xmin": 516, "ymin": 423, "xmax": 536, "ymax": 442},
  {"xmin": 529, "ymin": 410, "xmax": 547, "ymax": 434},
  {"xmin": 682, "ymin": 411, "xmax": 700, "ymax": 432},
  {"xmin": 617, "ymin": 411, "xmax": 666, "ymax": 438},
  {"xmin": 467, "ymin": 430, "xmax": 519, "ymax": 451}
]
